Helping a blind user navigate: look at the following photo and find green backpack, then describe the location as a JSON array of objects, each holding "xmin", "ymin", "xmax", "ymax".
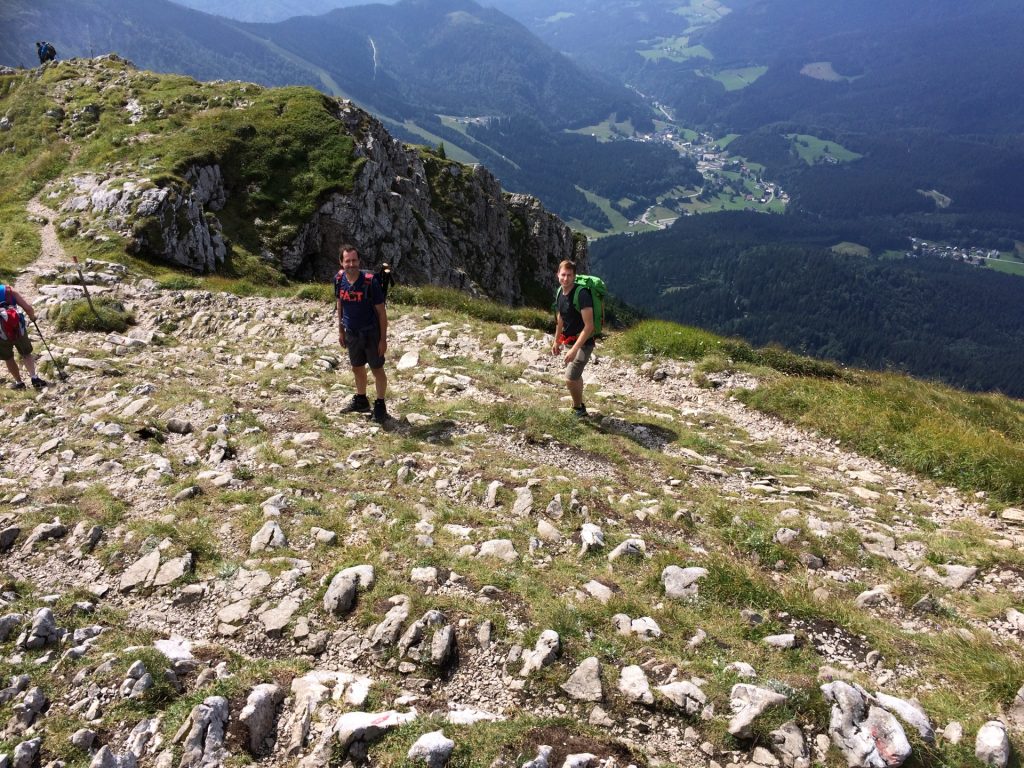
[{"xmin": 553, "ymin": 274, "xmax": 607, "ymax": 337}]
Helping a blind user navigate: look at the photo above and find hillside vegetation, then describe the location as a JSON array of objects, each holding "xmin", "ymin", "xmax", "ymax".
[
  {"xmin": 591, "ymin": 212, "xmax": 1024, "ymax": 397},
  {"xmin": 0, "ymin": 56, "xmax": 361, "ymax": 283},
  {"xmin": 1, "ymin": 237, "xmax": 1022, "ymax": 767}
]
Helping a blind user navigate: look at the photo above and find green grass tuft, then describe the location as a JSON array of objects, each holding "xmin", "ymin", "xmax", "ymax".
[
  {"xmin": 615, "ymin": 320, "xmax": 841, "ymax": 378},
  {"xmin": 390, "ymin": 285, "xmax": 551, "ymax": 330},
  {"xmin": 740, "ymin": 374, "xmax": 1024, "ymax": 503},
  {"xmin": 50, "ymin": 297, "xmax": 135, "ymax": 333}
]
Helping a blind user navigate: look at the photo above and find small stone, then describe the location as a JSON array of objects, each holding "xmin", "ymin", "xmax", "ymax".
[
  {"xmin": 561, "ymin": 657, "xmax": 603, "ymax": 702},
  {"xmin": 975, "ymin": 721, "xmax": 1010, "ymax": 768},
  {"xmin": 407, "ymin": 730, "xmax": 455, "ymax": 768}
]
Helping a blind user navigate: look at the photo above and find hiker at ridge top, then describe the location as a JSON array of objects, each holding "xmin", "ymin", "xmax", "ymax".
[
  {"xmin": 36, "ymin": 42, "xmax": 56, "ymax": 65},
  {"xmin": 551, "ymin": 259, "xmax": 595, "ymax": 418},
  {"xmin": 0, "ymin": 283, "xmax": 49, "ymax": 391},
  {"xmin": 334, "ymin": 244, "xmax": 390, "ymax": 423}
]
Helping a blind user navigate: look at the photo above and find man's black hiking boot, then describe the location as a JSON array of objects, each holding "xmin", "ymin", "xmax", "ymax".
[
  {"xmin": 30, "ymin": 377, "xmax": 49, "ymax": 390},
  {"xmin": 572, "ymin": 404, "xmax": 588, "ymax": 419},
  {"xmin": 9, "ymin": 380, "xmax": 25, "ymax": 391},
  {"xmin": 372, "ymin": 398, "xmax": 389, "ymax": 424},
  {"xmin": 341, "ymin": 394, "xmax": 371, "ymax": 414}
]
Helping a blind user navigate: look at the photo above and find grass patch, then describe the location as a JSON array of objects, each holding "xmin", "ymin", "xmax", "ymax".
[
  {"xmin": 710, "ymin": 67, "xmax": 767, "ymax": 91},
  {"xmin": 49, "ymin": 297, "xmax": 135, "ymax": 333},
  {"xmin": 785, "ymin": 133, "xmax": 863, "ymax": 165},
  {"xmin": 614, "ymin": 320, "xmax": 841, "ymax": 379},
  {"xmin": 389, "ymin": 285, "xmax": 550, "ymax": 330},
  {"xmin": 739, "ymin": 371, "xmax": 1024, "ymax": 503}
]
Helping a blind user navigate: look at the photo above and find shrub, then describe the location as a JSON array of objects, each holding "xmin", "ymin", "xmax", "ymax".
[{"xmin": 50, "ymin": 297, "xmax": 135, "ymax": 333}]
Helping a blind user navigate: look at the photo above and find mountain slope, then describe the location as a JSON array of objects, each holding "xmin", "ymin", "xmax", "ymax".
[
  {"xmin": 0, "ymin": 0, "xmax": 318, "ymax": 86},
  {"xmin": 170, "ymin": 0, "xmax": 371, "ymax": 23},
  {"xmin": 0, "ymin": 57, "xmax": 583, "ymax": 302},
  {"xmin": 240, "ymin": 0, "xmax": 646, "ymax": 128},
  {"xmin": 0, "ymin": 224, "xmax": 1022, "ymax": 767},
  {"xmin": 591, "ymin": 212, "xmax": 1024, "ymax": 397}
]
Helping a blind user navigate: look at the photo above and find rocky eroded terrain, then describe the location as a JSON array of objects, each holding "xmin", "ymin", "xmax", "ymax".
[{"xmin": 1, "ymin": 207, "xmax": 1024, "ymax": 768}]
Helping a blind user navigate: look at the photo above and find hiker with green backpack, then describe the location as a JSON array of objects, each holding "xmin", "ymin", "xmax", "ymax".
[{"xmin": 552, "ymin": 260, "xmax": 605, "ymax": 418}]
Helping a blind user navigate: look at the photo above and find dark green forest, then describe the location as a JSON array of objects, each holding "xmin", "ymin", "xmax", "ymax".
[{"xmin": 591, "ymin": 213, "xmax": 1024, "ymax": 396}]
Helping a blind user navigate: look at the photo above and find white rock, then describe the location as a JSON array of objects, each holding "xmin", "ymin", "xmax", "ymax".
[
  {"xmin": 407, "ymin": 730, "xmax": 455, "ymax": 768},
  {"xmin": 618, "ymin": 665, "xmax": 653, "ymax": 705},
  {"xmin": 975, "ymin": 721, "xmax": 1010, "ymax": 768}
]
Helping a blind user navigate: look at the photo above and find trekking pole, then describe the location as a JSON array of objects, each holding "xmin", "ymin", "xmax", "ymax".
[
  {"xmin": 71, "ymin": 255, "xmax": 100, "ymax": 319},
  {"xmin": 30, "ymin": 317, "xmax": 69, "ymax": 381}
]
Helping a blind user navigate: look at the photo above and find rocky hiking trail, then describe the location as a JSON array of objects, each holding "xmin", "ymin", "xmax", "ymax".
[{"xmin": 1, "ymin": 245, "xmax": 1023, "ymax": 768}]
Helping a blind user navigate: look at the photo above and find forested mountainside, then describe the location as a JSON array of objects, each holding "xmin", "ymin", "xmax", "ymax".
[{"xmin": 591, "ymin": 212, "xmax": 1024, "ymax": 397}]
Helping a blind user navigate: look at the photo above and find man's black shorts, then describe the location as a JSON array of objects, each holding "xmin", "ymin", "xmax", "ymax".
[{"xmin": 346, "ymin": 328, "xmax": 385, "ymax": 369}]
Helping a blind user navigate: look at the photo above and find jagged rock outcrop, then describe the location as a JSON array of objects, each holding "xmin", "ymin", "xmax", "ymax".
[
  {"xmin": 50, "ymin": 59, "xmax": 584, "ymax": 303},
  {"xmin": 279, "ymin": 100, "xmax": 585, "ymax": 300}
]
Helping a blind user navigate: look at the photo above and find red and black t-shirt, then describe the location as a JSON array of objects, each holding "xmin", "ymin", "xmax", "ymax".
[{"xmin": 334, "ymin": 271, "xmax": 384, "ymax": 332}]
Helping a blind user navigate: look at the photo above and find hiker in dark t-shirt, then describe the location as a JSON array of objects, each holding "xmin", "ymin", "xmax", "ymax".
[
  {"xmin": 552, "ymin": 259, "xmax": 596, "ymax": 418},
  {"xmin": 334, "ymin": 244, "xmax": 390, "ymax": 423}
]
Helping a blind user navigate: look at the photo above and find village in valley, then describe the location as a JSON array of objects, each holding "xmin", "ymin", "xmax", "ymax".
[{"xmin": 626, "ymin": 114, "xmax": 790, "ymax": 231}]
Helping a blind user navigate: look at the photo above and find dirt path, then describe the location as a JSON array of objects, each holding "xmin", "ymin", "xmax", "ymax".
[{"xmin": 22, "ymin": 196, "xmax": 70, "ymax": 305}]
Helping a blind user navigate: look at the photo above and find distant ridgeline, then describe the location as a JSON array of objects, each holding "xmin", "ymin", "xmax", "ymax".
[{"xmin": 591, "ymin": 212, "xmax": 1024, "ymax": 397}]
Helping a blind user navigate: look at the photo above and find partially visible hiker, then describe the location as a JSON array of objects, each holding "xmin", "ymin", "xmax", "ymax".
[
  {"xmin": 0, "ymin": 283, "xmax": 49, "ymax": 390},
  {"xmin": 551, "ymin": 259, "xmax": 595, "ymax": 418},
  {"xmin": 334, "ymin": 244, "xmax": 390, "ymax": 423},
  {"xmin": 36, "ymin": 41, "xmax": 56, "ymax": 65}
]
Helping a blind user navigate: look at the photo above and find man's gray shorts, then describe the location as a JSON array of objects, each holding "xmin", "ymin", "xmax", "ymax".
[
  {"xmin": 564, "ymin": 343, "xmax": 594, "ymax": 382},
  {"xmin": 346, "ymin": 328, "xmax": 385, "ymax": 369},
  {"xmin": 0, "ymin": 335, "xmax": 32, "ymax": 362}
]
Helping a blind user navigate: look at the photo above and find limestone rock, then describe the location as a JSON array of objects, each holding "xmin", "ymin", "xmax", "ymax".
[
  {"xmin": 821, "ymin": 681, "xmax": 911, "ymax": 768},
  {"xmin": 975, "ymin": 721, "xmax": 1010, "ymax": 768},
  {"xmin": 729, "ymin": 684, "xmax": 789, "ymax": 739},
  {"xmin": 769, "ymin": 721, "xmax": 809, "ymax": 768},
  {"xmin": 370, "ymin": 595, "xmax": 411, "ymax": 647},
  {"xmin": 407, "ymin": 730, "xmax": 455, "ymax": 768},
  {"xmin": 119, "ymin": 549, "xmax": 161, "ymax": 593},
  {"xmin": 324, "ymin": 565, "xmax": 374, "ymax": 616},
  {"xmin": 617, "ymin": 665, "xmax": 653, "ymax": 705},
  {"xmin": 333, "ymin": 709, "xmax": 418, "ymax": 761},
  {"xmin": 239, "ymin": 683, "xmax": 284, "ymax": 755},
  {"xmin": 656, "ymin": 681, "xmax": 707, "ymax": 715},
  {"xmin": 1008, "ymin": 683, "xmax": 1024, "ymax": 728},
  {"xmin": 477, "ymin": 539, "xmax": 518, "ymax": 563},
  {"xmin": 520, "ymin": 630, "xmax": 560, "ymax": 677},
  {"xmin": 561, "ymin": 657, "xmax": 603, "ymax": 702},
  {"xmin": 873, "ymin": 691, "xmax": 934, "ymax": 743},
  {"xmin": 249, "ymin": 520, "xmax": 287, "ymax": 553},
  {"xmin": 175, "ymin": 696, "xmax": 229, "ymax": 768},
  {"xmin": 920, "ymin": 563, "xmax": 978, "ymax": 590},
  {"xmin": 662, "ymin": 565, "xmax": 708, "ymax": 599}
]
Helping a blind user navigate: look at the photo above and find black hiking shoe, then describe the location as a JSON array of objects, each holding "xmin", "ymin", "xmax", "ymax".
[
  {"xmin": 341, "ymin": 394, "xmax": 371, "ymax": 414},
  {"xmin": 30, "ymin": 377, "xmax": 49, "ymax": 390},
  {"xmin": 572, "ymin": 404, "xmax": 588, "ymax": 419},
  {"xmin": 9, "ymin": 380, "xmax": 25, "ymax": 391},
  {"xmin": 371, "ymin": 398, "xmax": 389, "ymax": 424}
]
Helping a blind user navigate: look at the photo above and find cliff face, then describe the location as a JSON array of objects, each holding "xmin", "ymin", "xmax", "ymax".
[
  {"xmin": 279, "ymin": 100, "xmax": 587, "ymax": 303},
  {"xmin": 47, "ymin": 59, "xmax": 585, "ymax": 304}
]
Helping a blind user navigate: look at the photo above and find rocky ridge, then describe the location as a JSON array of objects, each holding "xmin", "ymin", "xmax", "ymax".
[
  {"xmin": 10, "ymin": 56, "xmax": 585, "ymax": 302},
  {"xmin": 2, "ymin": 240, "xmax": 1024, "ymax": 766}
]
